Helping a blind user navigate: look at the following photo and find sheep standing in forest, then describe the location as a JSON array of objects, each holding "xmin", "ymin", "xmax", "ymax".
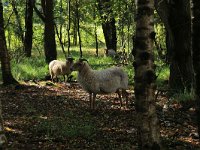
[
  {"xmin": 49, "ymin": 57, "xmax": 74, "ymax": 82},
  {"xmin": 104, "ymin": 49, "xmax": 117, "ymax": 57},
  {"xmin": 70, "ymin": 58, "xmax": 129, "ymax": 109}
]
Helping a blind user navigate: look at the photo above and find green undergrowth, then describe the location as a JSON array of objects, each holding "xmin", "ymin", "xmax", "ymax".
[
  {"xmin": 156, "ymin": 65, "xmax": 169, "ymax": 89},
  {"xmin": 4, "ymin": 46, "xmax": 135, "ymax": 85},
  {"xmin": 12, "ymin": 56, "xmax": 48, "ymax": 81},
  {"xmin": 0, "ymin": 46, "xmax": 170, "ymax": 86},
  {"xmin": 171, "ymin": 89, "xmax": 195, "ymax": 103}
]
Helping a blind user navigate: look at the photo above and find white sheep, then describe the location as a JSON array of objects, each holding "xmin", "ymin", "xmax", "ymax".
[
  {"xmin": 49, "ymin": 57, "xmax": 74, "ymax": 82},
  {"xmin": 104, "ymin": 49, "xmax": 117, "ymax": 57},
  {"xmin": 70, "ymin": 58, "xmax": 129, "ymax": 109}
]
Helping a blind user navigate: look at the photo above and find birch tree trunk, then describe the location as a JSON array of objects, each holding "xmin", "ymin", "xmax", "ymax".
[{"xmin": 134, "ymin": 0, "xmax": 162, "ymax": 149}]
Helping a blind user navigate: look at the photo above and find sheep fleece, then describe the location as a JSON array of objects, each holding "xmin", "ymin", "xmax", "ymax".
[{"xmin": 78, "ymin": 64, "xmax": 128, "ymax": 94}]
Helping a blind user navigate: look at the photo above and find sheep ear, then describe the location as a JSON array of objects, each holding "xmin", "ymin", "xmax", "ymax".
[
  {"xmin": 79, "ymin": 58, "xmax": 88, "ymax": 62},
  {"xmin": 67, "ymin": 57, "xmax": 74, "ymax": 61}
]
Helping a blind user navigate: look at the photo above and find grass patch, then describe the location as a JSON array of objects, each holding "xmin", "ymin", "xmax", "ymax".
[
  {"xmin": 7, "ymin": 47, "xmax": 135, "ymax": 85},
  {"xmin": 171, "ymin": 89, "xmax": 195, "ymax": 103},
  {"xmin": 11, "ymin": 56, "xmax": 48, "ymax": 81},
  {"xmin": 156, "ymin": 65, "xmax": 169, "ymax": 88}
]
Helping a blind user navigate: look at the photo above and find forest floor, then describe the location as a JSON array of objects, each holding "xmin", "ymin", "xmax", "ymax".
[{"xmin": 0, "ymin": 81, "xmax": 200, "ymax": 150}]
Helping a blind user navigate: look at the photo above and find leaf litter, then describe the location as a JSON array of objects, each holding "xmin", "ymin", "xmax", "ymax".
[{"xmin": 0, "ymin": 81, "xmax": 199, "ymax": 149}]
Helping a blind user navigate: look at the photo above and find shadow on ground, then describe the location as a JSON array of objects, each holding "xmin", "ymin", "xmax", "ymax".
[{"xmin": 0, "ymin": 81, "xmax": 199, "ymax": 149}]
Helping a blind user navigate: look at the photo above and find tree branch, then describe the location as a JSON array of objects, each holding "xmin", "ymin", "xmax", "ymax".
[
  {"xmin": 4, "ymin": 10, "xmax": 14, "ymax": 29},
  {"xmin": 33, "ymin": 2, "xmax": 45, "ymax": 22}
]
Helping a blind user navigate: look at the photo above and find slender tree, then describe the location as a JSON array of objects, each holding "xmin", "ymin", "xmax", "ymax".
[
  {"xmin": 33, "ymin": 0, "xmax": 57, "ymax": 63},
  {"xmin": 93, "ymin": 5, "xmax": 99, "ymax": 57},
  {"xmin": 0, "ymin": 0, "xmax": 18, "ymax": 85},
  {"xmin": 11, "ymin": 0, "xmax": 24, "ymax": 43},
  {"xmin": 75, "ymin": 0, "xmax": 82, "ymax": 58},
  {"xmin": 24, "ymin": 0, "xmax": 34, "ymax": 57},
  {"xmin": 134, "ymin": 0, "xmax": 162, "ymax": 149},
  {"xmin": 96, "ymin": 0, "xmax": 117, "ymax": 51},
  {"xmin": 67, "ymin": 0, "xmax": 71, "ymax": 56},
  {"xmin": 191, "ymin": 0, "xmax": 200, "ymax": 137},
  {"xmin": 0, "ymin": 1, "xmax": 16, "ymax": 147},
  {"xmin": 42, "ymin": 0, "xmax": 57, "ymax": 63}
]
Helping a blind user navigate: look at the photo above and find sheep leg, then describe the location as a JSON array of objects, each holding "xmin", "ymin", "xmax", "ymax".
[
  {"xmin": 93, "ymin": 93, "xmax": 96, "ymax": 109},
  {"xmin": 51, "ymin": 76, "xmax": 54, "ymax": 82},
  {"xmin": 50, "ymin": 73, "xmax": 54, "ymax": 82},
  {"xmin": 89, "ymin": 93, "xmax": 96, "ymax": 109},
  {"xmin": 52, "ymin": 76, "xmax": 56, "ymax": 83},
  {"xmin": 116, "ymin": 90, "xmax": 123, "ymax": 107},
  {"xmin": 90, "ymin": 93, "xmax": 95, "ymax": 109},
  {"xmin": 56, "ymin": 77, "xmax": 59, "ymax": 82},
  {"xmin": 63, "ymin": 75, "xmax": 66, "ymax": 82},
  {"xmin": 122, "ymin": 89, "xmax": 128, "ymax": 108},
  {"xmin": 89, "ymin": 93, "xmax": 93, "ymax": 109}
]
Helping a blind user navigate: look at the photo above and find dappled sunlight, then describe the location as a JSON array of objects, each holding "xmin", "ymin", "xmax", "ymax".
[{"xmin": 0, "ymin": 81, "xmax": 199, "ymax": 149}]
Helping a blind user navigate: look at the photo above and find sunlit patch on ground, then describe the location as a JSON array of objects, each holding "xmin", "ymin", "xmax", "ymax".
[{"xmin": 0, "ymin": 81, "xmax": 200, "ymax": 149}]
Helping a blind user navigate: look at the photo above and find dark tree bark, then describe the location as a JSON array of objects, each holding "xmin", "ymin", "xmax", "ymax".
[
  {"xmin": 156, "ymin": 0, "xmax": 194, "ymax": 92},
  {"xmin": 0, "ymin": 1, "xmax": 18, "ymax": 85},
  {"xmin": 96, "ymin": 0, "xmax": 117, "ymax": 51},
  {"xmin": 55, "ymin": 24, "xmax": 67, "ymax": 58},
  {"xmin": 67, "ymin": 0, "xmax": 71, "ymax": 56},
  {"xmin": 11, "ymin": 0, "xmax": 24, "ymax": 42},
  {"xmin": 72, "ymin": 18, "xmax": 78, "ymax": 46},
  {"xmin": 24, "ymin": 0, "xmax": 34, "ymax": 57},
  {"xmin": 93, "ymin": 5, "xmax": 99, "ymax": 57},
  {"xmin": 134, "ymin": 0, "xmax": 162, "ymax": 149},
  {"xmin": 75, "ymin": 0, "xmax": 82, "ymax": 58},
  {"xmin": 33, "ymin": 0, "xmax": 57, "ymax": 63},
  {"xmin": 94, "ymin": 22, "xmax": 98, "ymax": 57},
  {"xmin": 191, "ymin": 0, "xmax": 200, "ymax": 137},
  {"xmin": 54, "ymin": 0, "xmax": 66, "ymax": 58},
  {"xmin": 42, "ymin": 0, "xmax": 57, "ymax": 63}
]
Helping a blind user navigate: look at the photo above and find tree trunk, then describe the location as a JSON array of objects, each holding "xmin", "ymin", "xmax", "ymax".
[
  {"xmin": 55, "ymin": 24, "xmax": 67, "ymax": 58},
  {"xmin": 76, "ymin": 0, "xmax": 82, "ymax": 58},
  {"xmin": 24, "ymin": 0, "xmax": 34, "ymax": 57},
  {"xmin": 156, "ymin": 0, "xmax": 194, "ymax": 92},
  {"xmin": 72, "ymin": 17, "xmax": 78, "ymax": 46},
  {"xmin": 11, "ymin": 0, "xmax": 24, "ymax": 43},
  {"xmin": 97, "ymin": 0, "xmax": 117, "ymax": 51},
  {"xmin": 134, "ymin": 0, "xmax": 162, "ymax": 149},
  {"xmin": 67, "ymin": 0, "xmax": 71, "ymax": 56},
  {"xmin": 93, "ymin": 5, "xmax": 99, "ymax": 57},
  {"xmin": 0, "ymin": 0, "xmax": 18, "ymax": 85},
  {"xmin": 191, "ymin": 0, "xmax": 200, "ymax": 137},
  {"xmin": 42, "ymin": 0, "xmax": 57, "ymax": 63}
]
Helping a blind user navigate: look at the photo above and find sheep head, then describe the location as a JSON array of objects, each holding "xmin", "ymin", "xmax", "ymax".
[
  {"xmin": 66, "ymin": 57, "xmax": 74, "ymax": 68},
  {"xmin": 70, "ymin": 58, "xmax": 88, "ymax": 71},
  {"xmin": 66, "ymin": 57, "xmax": 74, "ymax": 63}
]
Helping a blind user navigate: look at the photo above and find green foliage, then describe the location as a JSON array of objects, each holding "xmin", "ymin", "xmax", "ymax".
[
  {"xmin": 0, "ymin": 0, "xmax": 168, "ymax": 87},
  {"xmin": 5, "ymin": 46, "xmax": 135, "ymax": 85},
  {"xmin": 171, "ymin": 89, "xmax": 195, "ymax": 103},
  {"xmin": 11, "ymin": 56, "xmax": 48, "ymax": 81},
  {"xmin": 156, "ymin": 65, "xmax": 169, "ymax": 88}
]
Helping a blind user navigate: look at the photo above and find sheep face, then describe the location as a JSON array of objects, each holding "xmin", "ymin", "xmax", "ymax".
[
  {"xmin": 70, "ymin": 60, "xmax": 84, "ymax": 72},
  {"xmin": 66, "ymin": 59, "xmax": 74, "ymax": 69}
]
